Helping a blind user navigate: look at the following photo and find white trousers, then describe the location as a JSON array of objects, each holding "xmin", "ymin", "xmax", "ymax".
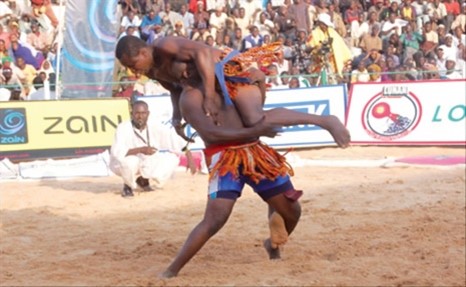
[{"xmin": 110, "ymin": 152, "xmax": 180, "ymax": 189}]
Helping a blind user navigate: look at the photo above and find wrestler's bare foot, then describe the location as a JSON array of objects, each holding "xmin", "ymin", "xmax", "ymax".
[
  {"xmin": 263, "ymin": 238, "xmax": 281, "ymax": 260},
  {"xmin": 269, "ymin": 212, "xmax": 288, "ymax": 248},
  {"xmin": 159, "ymin": 269, "xmax": 177, "ymax": 279}
]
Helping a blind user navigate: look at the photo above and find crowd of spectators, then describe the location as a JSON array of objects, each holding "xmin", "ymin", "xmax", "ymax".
[
  {"xmin": 0, "ymin": 0, "xmax": 463, "ymax": 101},
  {"xmin": 114, "ymin": 0, "xmax": 465, "ymax": 96},
  {"xmin": 0, "ymin": 0, "xmax": 61, "ymax": 101}
]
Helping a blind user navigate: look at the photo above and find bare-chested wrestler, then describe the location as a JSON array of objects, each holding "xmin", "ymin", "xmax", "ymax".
[
  {"xmin": 115, "ymin": 35, "xmax": 282, "ymax": 135},
  {"xmin": 157, "ymin": 62, "xmax": 351, "ymax": 278}
]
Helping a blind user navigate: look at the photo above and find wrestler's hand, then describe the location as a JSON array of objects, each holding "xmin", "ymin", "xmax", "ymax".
[
  {"xmin": 324, "ymin": 115, "xmax": 351, "ymax": 148},
  {"xmin": 202, "ymin": 93, "xmax": 220, "ymax": 124},
  {"xmin": 253, "ymin": 117, "xmax": 281, "ymax": 138}
]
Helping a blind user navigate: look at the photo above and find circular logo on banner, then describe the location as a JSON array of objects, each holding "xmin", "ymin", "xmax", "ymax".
[{"xmin": 362, "ymin": 89, "xmax": 422, "ymax": 140}]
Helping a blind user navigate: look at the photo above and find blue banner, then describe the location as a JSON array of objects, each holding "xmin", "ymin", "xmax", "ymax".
[{"xmin": 61, "ymin": 0, "xmax": 118, "ymax": 98}]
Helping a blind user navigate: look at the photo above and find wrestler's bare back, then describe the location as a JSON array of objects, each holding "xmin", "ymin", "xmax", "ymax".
[
  {"xmin": 146, "ymin": 37, "xmax": 223, "ymax": 85},
  {"xmin": 146, "ymin": 52, "xmax": 182, "ymax": 84}
]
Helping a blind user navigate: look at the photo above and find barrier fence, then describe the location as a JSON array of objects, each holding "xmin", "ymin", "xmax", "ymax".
[{"xmin": 0, "ymin": 80, "xmax": 465, "ymax": 162}]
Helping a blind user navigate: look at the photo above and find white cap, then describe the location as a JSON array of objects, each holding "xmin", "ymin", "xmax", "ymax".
[
  {"xmin": 446, "ymin": 55, "xmax": 456, "ymax": 63},
  {"xmin": 317, "ymin": 13, "xmax": 334, "ymax": 28}
]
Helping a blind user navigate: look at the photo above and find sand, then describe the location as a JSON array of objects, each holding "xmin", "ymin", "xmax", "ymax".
[{"xmin": 1, "ymin": 146, "xmax": 465, "ymax": 286}]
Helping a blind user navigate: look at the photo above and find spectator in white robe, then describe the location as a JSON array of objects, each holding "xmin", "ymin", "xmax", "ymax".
[{"xmin": 109, "ymin": 100, "xmax": 185, "ymax": 197}]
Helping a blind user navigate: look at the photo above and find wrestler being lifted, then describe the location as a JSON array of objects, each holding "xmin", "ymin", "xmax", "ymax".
[
  {"xmin": 116, "ymin": 35, "xmax": 283, "ymax": 130},
  {"xmin": 116, "ymin": 36, "xmax": 351, "ymax": 260}
]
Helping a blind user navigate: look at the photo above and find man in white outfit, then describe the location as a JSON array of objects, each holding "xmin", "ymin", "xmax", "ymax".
[{"xmin": 110, "ymin": 100, "xmax": 184, "ymax": 197}]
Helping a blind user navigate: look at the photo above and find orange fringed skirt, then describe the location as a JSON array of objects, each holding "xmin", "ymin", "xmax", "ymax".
[
  {"xmin": 204, "ymin": 141, "xmax": 294, "ymax": 184},
  {"xmin": 219, "ymin": 42, "xmax": 282, "ymax": 101}
]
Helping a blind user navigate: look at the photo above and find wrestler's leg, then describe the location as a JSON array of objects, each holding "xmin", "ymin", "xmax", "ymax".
[
  {"xmin": 268, "ymin": 207, "xmax": 288, "ymax": 248},
  {"xmin": 234, "ymin": 84, "xmax": 344, "ymax": 133},
  {"xmin": 234, "ymin": 84, "xmax": 266, "ymax": 127},
  {"xmin": 160, "ymin": 197, "xmax": 236, "ymax": 278},
  {"xmin": 235, "ymin": 83, "xmax": 326, "ymax": 128},
  {"xmin": 264, "ymin": 192, "xmax": 301, "ymax": 259},
  {"xmin": 235, "ymin": 82, "xmax": 348, "ymax": 145}
]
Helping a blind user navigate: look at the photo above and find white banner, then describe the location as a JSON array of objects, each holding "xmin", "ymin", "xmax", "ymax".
[
  {"xmin": 261, "ymin": 85, "xmax": 347, "ymax": 148},
  {"xmin": 347, "ymin": 80, "xmax": 466, "ymax": 145},
  {"xmin": 138, "ymin": 84, "xmax": 347, "ymax": 150}
]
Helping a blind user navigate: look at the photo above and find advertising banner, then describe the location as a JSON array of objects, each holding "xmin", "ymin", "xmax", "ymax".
[
  {"xmin": 61, "ymin": 0, "xmax": 119, "ymax": 98},
  {"xmin": 138, "ymin": 84, "xmax": 348, "ymax": 150},
  {"xmin": 346, "ymin": 80, "xmax": 466, "ymax": 145},
  {"xmin": 0, "ymin": 99, "xmax": 130, "ymax": 161}
]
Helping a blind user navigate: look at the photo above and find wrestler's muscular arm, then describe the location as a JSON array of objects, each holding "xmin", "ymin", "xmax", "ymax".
[
  {"xmin": 156, "ymin": 37, "xmax": 220, "ymax": 119},
  {"xmin": 157, "ymin": 79, "xmax": 194, "ymax": 142}
]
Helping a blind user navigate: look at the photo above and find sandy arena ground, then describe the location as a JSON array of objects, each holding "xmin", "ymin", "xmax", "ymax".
[{"xmin": 0, "ymin": 146, "xmax": 465, "ymax": 286}]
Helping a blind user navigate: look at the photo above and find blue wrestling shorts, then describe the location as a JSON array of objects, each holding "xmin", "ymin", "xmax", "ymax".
[{"xmin": 207, "ymin": 152, "xmax": 294, "ymax": 201}]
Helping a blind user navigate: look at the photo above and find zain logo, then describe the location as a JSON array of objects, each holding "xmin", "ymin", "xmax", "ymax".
[
  {"xmin": 0, "ymin": 108, "xmax": 28, "ymax": 144},
  {"xmin": 362, "ymin": 87, "xmax": 422, "ymax": 140}
]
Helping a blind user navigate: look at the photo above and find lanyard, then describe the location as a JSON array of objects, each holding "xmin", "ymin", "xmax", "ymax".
[{"xmin": 133, "ymin": 127, "xmax": 150, "ymax": 147}]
